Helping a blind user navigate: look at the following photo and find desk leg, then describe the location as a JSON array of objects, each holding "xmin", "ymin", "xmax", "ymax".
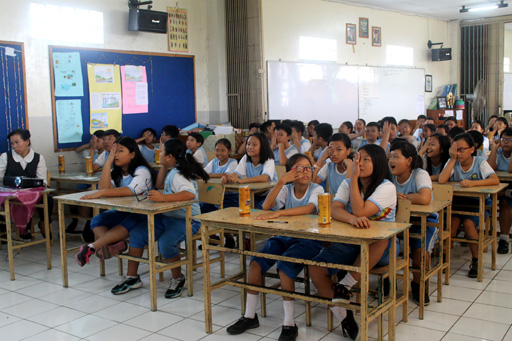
[
  {"xmin": 388, "ymin": 236, "xmax": 397, "ymax": 341},
  {"xmin": 240, "ymin": 230, "xmax": 247, "ymax": 316},
  {"xmin": 186, "ymin": 206, "xmax": 193, "ymax": 297},
  {"xmin": 5, "ymin": 199, "xmax": 15, "ymax": 281},
  {"xmin": 477, "ymin": 196, "xmax": 485, "ymax": 282},
  {"xmin": 93, "ymin": 207, "xmax": 105, "ymax": 277},
  {"xmin": 202, "ymin": 223, "xmax": 213, "ymax": 333},
  {"xmin": 360, "ymin": 242, "xmax": 369, "ymax": 341},
  {"xmin": 43, "ymin": 192, "xmax": 52, "ymax": 270},
  {"xmin": 419, "ymin": 216, "xmax": 426, "ymax": 320},
  {"xmin": 59, "ymin": 201, "xmax": 68, "ymax": 287},
  {"xmin": 445, "ymin": 205, "xmax": 452, "ymax": 285},
  {"xmin": 437, "ymin": 209, "xmax": 443, "ymax": 303},
  {"xmin": 148, "ymin": 214, "xmax": 157, "ymax": 311},
  {"xmin": 491, "ymin": 193, "xmax": 497, "ymax": 271}
]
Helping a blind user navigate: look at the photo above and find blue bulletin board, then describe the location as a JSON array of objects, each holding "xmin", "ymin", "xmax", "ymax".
[
  {"xmin": 0, "ymin": 41, "xmax": 28, "ymax": 154},
  {"xmin": 49, "ymin": 46, "xmax": 196, "ymax": 152}
]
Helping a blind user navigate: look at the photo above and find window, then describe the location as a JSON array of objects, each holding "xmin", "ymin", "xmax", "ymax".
[
  {"xmin": 386, "ymin": 45, "xmax": 413, "ymax": 66},
  {"xmin": 505, "ymin": 57, "xmax": 510, "ymax": 73},
  {"xmin": 30, "ymin": 3, "xmax": 104, "ymax": 44},
  {"xmin": 299, "ymin": 36, "xmax": 337, "ymax": 62}
]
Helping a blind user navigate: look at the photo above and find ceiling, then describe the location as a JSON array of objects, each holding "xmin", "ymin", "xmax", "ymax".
[{"xmin": 325, "ymin": 0, "xmax": 512, "ymax": 21}]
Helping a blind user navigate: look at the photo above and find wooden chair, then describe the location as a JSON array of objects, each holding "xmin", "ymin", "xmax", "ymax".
[
  {"xmin": 276, "ymin": 165, "xmax": 286, "ymax": 180},
  {"xmin": 432, "ymin": 183, "xmax": 453, "ymax": 285},
  {"xmin": 205, "ymin": 152, "xmax": 216, "ymax": 164}
]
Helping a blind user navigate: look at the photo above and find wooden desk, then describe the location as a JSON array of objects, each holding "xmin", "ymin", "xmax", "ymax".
[
  {"xmin": 51, "ymin": 172, "xmax": 100, "ymax": 192},
  {"xmin": 201, "ymin": 178, "xmax": 276, "ymax": 207},
  {"xmin": 410, "ymin": 200, "xmax": 451, "ymax": 319},
  {"xmin": 450, "ymin": 183, "xmax": 508, "ymax": 281},
  {"xmin": 197, "ymin": 207, "xmax": 411, "ymax": 341},
  {"xmin": 55, "ymin": 191, "xmax": 196, "ymax": 311},
  {"xmin": 496, "ymin": 171, "xmax": 512, "ymax": 182}
]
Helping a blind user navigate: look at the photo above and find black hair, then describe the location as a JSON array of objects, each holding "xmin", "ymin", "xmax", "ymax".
[
  {"xmin": 93, "ymin": 130, "xmax": 105, "ymax": 138},
  {"xmin": 437, "ymin": 124, "xmax": 450, "ymax": 134},
  {"xmin": 425, "ymin": 117, "xmax": 436, "ymax": 123},
  {"xmin": 417, "ymin": 114, "xmax": 427, "ymax": 120},
  {"xmin": 215, "ymin": 138, "xmax": 232, "ymax": 150},
  {"xmin": 162, "ymin": 125, "xmax": 180, "ymax": 138},
  {"xmin": 448, "ymin": 126, "xmax": 465, "ymax": 140},
  {"xmin": 453, "ymin": 133, "xmax": 477, "ymax": 156},
  {"xmin": 285, "ymin": 153, "xmax": 312, "ymax": 172},
  {"xmin": 274, "ymin": 123, "xmax": 292, "ymax": 136},
  {"xmin": 467, "ymin": 130, "xmax": 484, "ymax": 151},
  {"xmin": 141, "ymin": 127, "xmax": 157, "ymax": 138},
  {"xmin": 423, "ymin": 124, "xmax": 436, "ymax": 133},
  {"xmin": 472, "ymin": 120, "xmax": 484, "ymax": 130},
  {"xmin": 329, "ymin": 133, "xmax": 352, "ymax": 149},
  {"xmin": 163, "ymin": 138, "xmax": 209, "ymax": 182},
  {"xmin": 260, "ymin": 121, "xmax": 272, "ymax": 134},
  {"xmin": 188, "ymin": 132, "xmax": 204, "ymax": 146},
  {"xmin": 497, "ymin": 117, "xmax": 509, "ymax": 127},
  {"xmin": 426, "ymin": 133, "xmax": 451, "ymax": 176},
  {"xmin": 488, "ymin": 114, "xmax": 499, "ymax": 122},
  {"xmin": 110, "ymin": 136, "xmax": 157, "ymax": 188},
  {"xmin": 341, "ymin": 121, "xmax": 354, "ymax": 133},
  {"xmin": 357, "ymin": 144, "xmax": 392, "ymax": 200},
  {"xmin": 281, "ymin": 119, "xmax": 293, "ymax": 126},
  {"xmin": 379, "ymin": 116, "xmax": 397, "ymax": 129},
  {"xmin": 444, "ymin": 116, "xmax": 457, "ymax": 124},
  {"xmin": 289, "ymin": 121, "xmax": 305, "ymax": 135},
  {"xmin": 249, "ymin": 122, "xmax": 261, "ymax": 130},
  {"xmin": 246, "ymin": 132, "xmax": 273, "ymax": 164},
  {"xmin": 501, "ymin": 127, "xmax": 512, "ymax": 138},
  {"xmin": 308, "ymin": 120, "xmax": 320, "ymax": 127},
  {"xmin": 314, "ymin": 123, "xmax": 333, "ymax": 142},
  {"xmin": 389, "ymin": 139, "xmax": 423, "ymax": 171},
  {"xmin": 104, "ymin": 129, "xmax": 120, "ymax": 139},
  {"xmin": 356, "ymin": 118, "xmax": 366, "ymax": 126},
  {"xmin": 366, "ymin": 122, "xmax": 379, "ymax": 130},
  {"xmin": 8, "ymin": 129, "xmax": 31, "ymax": 146},
  {"xmin": 398, "ymin": 119, "xmax": 411, "ymax": 127}
]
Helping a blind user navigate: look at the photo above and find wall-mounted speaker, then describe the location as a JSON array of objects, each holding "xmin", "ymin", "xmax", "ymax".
[
  {"xmin": 432, "ymin": 48, "xmax": 452, "ymax": 61},
  {"xmin": 128, "ymin": 8, "xmax": 167, "ymax": 34}
]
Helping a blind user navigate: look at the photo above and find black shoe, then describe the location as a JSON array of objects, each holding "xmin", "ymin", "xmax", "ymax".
[
  {"xmin": 19, "ymin": 232, "xmax": 33, "ymax": 240},
  {"xmin": 165, "ymin": 275, "xmax": 186, "ymax": 299},
  {"xmin": 198, "ymin": 235, "xmax": 220, "ymax": 250},
  {"xmin": 468, "ymin": 258, "xmax": 478, "ymax": 278},
  {"xmin": 332, "ymin": 283, "xmax": 352, "ymax": 303},
  {"xmin": 81, "ymin": 221, "xmax": 94, "ymax": 243},
  {"xmin": 225, "ymin": 237, "xmax": 236, "ymax": 249},
  {"xmin": 278, "ymin": 324, "xmax": 298, "ymax": 341},
  {"xmin": 226, "ymin": 314, "xmax": 260, "ymax": 335},
  {"xmin": 411, "ymin": 281, "xmax": 430, "ymax": 306},
  {"xmin": 66, "ymin": 219, "xmax": 79, "ymax": 233},
  {"xmin": 498, "ymin": 239, "xmax": 509, "ymax": 254},
  {"xmin": 341, "ymin": 310, "xmax": 359, "ymax": 340}
]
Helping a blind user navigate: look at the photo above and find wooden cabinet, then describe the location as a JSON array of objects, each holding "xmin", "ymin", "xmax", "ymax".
[{"xmin": 427, "ymin": 109, "xmax": 466, "ymax": 128}]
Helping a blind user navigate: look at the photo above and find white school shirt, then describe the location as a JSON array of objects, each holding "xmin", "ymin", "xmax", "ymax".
[
  {"xmin": 317, "ymin": 161, "xmax": 347, "ymax": 194},
  {"xmin": 139, "ymin": 145, "xmax": 156, "ymax": 164},
  {"xmin": 187, "ymin": 146, "xmax": 208, "ymax": 166},
  {"xmin": 234, "ymin": 155, "xmax": 277, "ymax": 182},
  {"xmin": 299, "ymin": 137, "xmax": 312, "ymax": 154},
  {"xmin": 204, "ymin": 158, "xmax": 238, "ymax": 174},
  {"xmin": 445, "ymin": 155, "xmax": 495, "ymax": 182},
  {"xmin": 273, "ymin": 182, "xmax": 324, "ymax": 212},
  {"xmin": 94, "ymin": 151, "xmax": 109, "ymax": 167},
  {"xmin": 110, "ymin": 166, "xmax": 152, "ymax": 195},
  {"xmin": 392, "ymin": 168, "xmax": 432, "ymax": 199},
  {"xmin": 162, "ymin": 167, "xmax": 200, "ymax": 219},
  {"xmin": 273, "ymin": 144, "xmax": 299, "ymax": 166},
  {"xmin": 0, "ymin": 149, "xmax": 48, "ymax": 185},
  {"xmin": 494, "ymin": 148, "xmax": 510, "ymax": 172}
]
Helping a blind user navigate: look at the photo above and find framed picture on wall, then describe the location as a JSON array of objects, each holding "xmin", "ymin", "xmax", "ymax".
[
  {"xmin": 359, "ymin": 18, "xmax": 369, "ymax": 38},
  {"xmin": 425, "ymin": 74, "xmax": 433, "ymax": 92},
  {"xmin": 346, "ymin": 24, "xmax": 356, "ymax": 45},
  {"xmin": 372, "ymin": 26, "xmax": 382, "ymax": 47},
  {"xmin": 437, "ymin": 97, "xmax": 447, "ymax": 109}
]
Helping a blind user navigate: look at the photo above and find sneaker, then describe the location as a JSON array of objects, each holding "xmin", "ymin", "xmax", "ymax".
[
  {"xmin": 111, "ymin": 275, "xmax": 143, "ymax": 295},
  {"xmin": 332, "ymin": 283, "xmax": 352, "ymax": 303},
  {"xmin": 75, "ymin": 245, "xmax": 95, "ymax": 267},
  {"xmin": 468, "ymin": 258, "xmax": 478, "ymax": 278},
  {"xmin": 498, "ymin": 239, "xmax": 509, "ymax": 254},
  {"xmin": 278, "ymin": 324, "xmax": 298, "ymax": 341},
  {"xmin": 411, "ymin": 281, "xmax": 430, "ymax": 306},
  {"xmin": 226, "ymin": 314, "xmax": 260, "ymax": 335},
  {"xmin": 95, "ymin": 241, "xmax": 128, "ymax": 260},
  {"xmin": 165, "ymin": 275, "xmax": 186, "ymax": 299},
  {"xmin": 341, "ymin": 310, "xmax": 359, "ymax": 340}
]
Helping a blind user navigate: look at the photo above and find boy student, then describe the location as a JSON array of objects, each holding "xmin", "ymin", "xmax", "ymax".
[
  {"xmin": 307, "ymin": 120, "xmax": 319, "ymax": 138},
  {"xmin": 436, "ymin": 124, "xmax": 449, "ymax": 136},
  {"xmin": 444, "ymin": 116, "xmax": 458, "ymax": 130},
  {"xmin": 237, "ymin": 122, "xmax": 262, "ymax": 154},
  {"xmin": 412, "ymin": 114, "xmax": 427, "ymax": 140},
  {"xmin": 93, "ymin": 129, "xmax": 120, "ymax": 172},
  {"xmin": 470, "ymin": 120, "xmax": 490, "ymax": 151},
  {"xmin": 485, "ymin": 114, "xmax": 499, "ymax": 136},
  {"xmin": 309, "ymin": 123, "xmax": 333, "ymax": 161},
  {"xmin": 161, "ymin": 125, "xmax": 180, "ymax": 142},
  {"xmin": 260, "ymin": 121, "xmax": 274, "ymax": 143},
  {"xmin": 75, "ymin": 130, "xmax": 106, "ymax": 162},
  {"xmin": 186, "ymin": 132, "xmax": 208, "ymax": 166},
  {"xmin": 272, "ymin": 124, "xmax": 299, "ymax": 166},
  {"xmin": 425, "ymin": 117, "xmax": 436, "ymax": 126},
  {"xmin": 376, "ymin": 117, "xmax": 396, "ymax": 152},
  {"xmin": 290, "ymin": 120, "xmax": 312, "ymax": 153},
  {"xmin": 488, "ymin": 127, "xmax": 512, "ymax": 253},
  {"xmin": 398, "ymin": 119, "xmax": 419, "ymax": 148}
]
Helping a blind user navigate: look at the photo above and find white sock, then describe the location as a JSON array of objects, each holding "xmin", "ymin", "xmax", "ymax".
[
  {"xmin": 500, "ymin": 234, "xmax": 510, "ymax": 242},
  {"xmin": 244, "ymin": 293, "xmax": 259, "ymax": 319},
  {"xmin": 282, "ymin": 300, "xmax": 295, "ymax": 326},
  {"xmin": 339, "ymin": 272, "xmax": 357, "ymax": 290},
  {"xmin": 330, "ymin": 305, "xmax": 347, "ymax": 322},
  {"xmin": 88, "ymin": 243, "xmax": 95, "ymax": 250}
]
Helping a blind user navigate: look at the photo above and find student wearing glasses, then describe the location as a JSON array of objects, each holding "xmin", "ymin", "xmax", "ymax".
[
  {"xmin": 75, "ymin": 136, "xmax": 156, "ymax": 267},
  {"xmin": 439, "ymin": 133, "xmax": 499, "ymax": 278}
]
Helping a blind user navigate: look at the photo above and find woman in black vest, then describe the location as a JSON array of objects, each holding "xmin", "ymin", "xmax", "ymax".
[{"xmin": 0, "ymin": 129, "xmax": 51, "ymax": 238}]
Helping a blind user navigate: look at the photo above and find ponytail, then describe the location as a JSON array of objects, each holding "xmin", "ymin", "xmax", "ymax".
[{"xmin": 164, "ymin": 139, "xmax": 210, "ymax": 182}]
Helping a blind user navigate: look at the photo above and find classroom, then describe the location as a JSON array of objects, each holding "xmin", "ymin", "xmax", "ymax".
[{"xmin": 1, "ymin": 0, "xmax": 512, "ymax": 340}]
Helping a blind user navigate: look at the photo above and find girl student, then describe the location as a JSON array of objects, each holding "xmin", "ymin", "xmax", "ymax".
[
  {"xmin": 438, "ymin": 133, "xmax": 500, "ymax": 278},
  {"xmin": 309, "ymin": 144, "xmax": 397, "ymax": 340},
  {"xmin": 136, "ymin": 127, "xmax": 157, "ymax": 164},
  {"xmin": 110, "ymin": 138, "xmax": 209, "ymax": 298},
  {"xmin": 388, "ymin": 139, "xmax": 437, "ymax": 305},
  {"xmin": 419, "ymin": 133, "xmax": 451, "ymax": 182},
  {"xmin": 312, "ymin": 132, "xmax": 353, "ymax": 194},
  {"xmin": 222, "ymin": 132, "xmax": 277, "ymax": 209},
  {"xmin": 226, "ymin": 154, "xmax": 324, "ymax": 341},
  {"xmin": 75, "ymin": 136, "xmax": 156, "ymax": 267}
]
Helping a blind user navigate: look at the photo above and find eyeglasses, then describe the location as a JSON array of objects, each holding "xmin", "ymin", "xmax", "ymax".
[
  {"xmin": 502, "ymin": 138, "xmax": 512, "ymax": 143},
  {"xmin": 133, "ymin": 179, "xmax": 150, "ymax": 201},
  {"xmin": 291, "ymin": 166, "xmax": 315, "ymax": 172},
  {"xmin": 456, "ymin": 147, "xmax": 471, "ymax": 153}
]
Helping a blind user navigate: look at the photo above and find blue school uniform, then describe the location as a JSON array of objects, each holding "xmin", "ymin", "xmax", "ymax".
[
  {"xmin": 299, "ymin": 137, "xmax": 312, "ymax": 153},
  {"xmin": 273, "ymin": 144, "xmax": 298, "ymax": 166},
  {"xmin": 317, "ymin": 161, "xmax": 348, "ymax": 194},
  {"xmin": 209, "ymin": 158, "xmax": 237, "ymax": 174},
  {"xmin": 495, "ymin": 148, "xmax": 510, "ymax": 171},
  {"xmin": 187, "ymin": 146, "xmax": 209, "ymax": 165},
  {"xmin": 201, "ymin": 158, "xmax": 239, "ymax": 211},
  {"xmin": 139, "ymin": 145, "xmax": 156, "ymax": 164}
]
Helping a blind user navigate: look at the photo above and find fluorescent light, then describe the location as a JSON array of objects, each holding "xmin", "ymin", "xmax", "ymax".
[
  {"xmin": 468, "ymin": 5, "xmax": 498, "ymax": 12},
  {"xmin": 460, "ymin": 2, "xmax": 508, "ymax": 13}
]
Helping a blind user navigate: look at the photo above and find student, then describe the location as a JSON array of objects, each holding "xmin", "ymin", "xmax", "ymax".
[
  {"xmin": 418, "ymin": 123, "xmax": 436, "ymax": 151},
  {"xmin": 494, "ymin": 117, "xmax": 509, "ymax": 140},
  {"xmin": 309, "ymin": 123, "xmax": 333, "ymax": 161},
  {"xmin": 447, "ymin": 126, "xmax": 465, "ymax": 143},
  {"xmin": 338, "ymin": 121, "xmax": 354, "ymax": 134},
  {"xmin": 485, "ymin": 115, "xmax": 499, "ymax": 136},
  {"xmin": 136, "ymin": 127, "xmax": 157, "ymax": 163},
  {"xmin": 289, "ymin": 120, "xmax": 312, "ymax": 154},
  {"xmin": 161, "ymin": 125, "xmax": 180, "ymax": 143},
  {"xmin": 111, "ymin": 138, "xmax": 209, "ymax": 297},
  {"xmin": 436, "ymin": 124, "xmax": 449, "ymax": 136},
  {"xmin": 389, "ymin": 139, "xmax": 436, "ymax": 305},
  {"xmin": 272, "ymin": 124, "xmax": 298, "ymax": 166},
  {"xmin": 93, "ymin": 129, "xmax": 120, "ymax": 172},
  {"xmin": 309, "ymin": 144, "xmax": 397, "ymax": 340},
  {"xmin": 421, "ymin": 133, "xmax": 451, "ymax": 181},
  {"xmin": 222, "ymin": 132, "xmax": 277, "ymax": 209},
  {"xmin": 204, "ymin": 138, "xmax": 238, "ymax": 178},
  {"xmin": 313, "ymin": 133, "xmax": 352, "ymax": 194},
  {"xmin": 75, "ymin": 130, "xmax": 106, "ymax": 162},
  {"xmin": 75, "ymin": 136, "xmax": 156, "ymax": 267},
  {"xmin": 467, "ymin": 130, "xmax": 487, "ymax": 160},
  {"xmin": 260, "ymin": 121, "xmax": 274, "ymax": 142},
  {"xmin": 425, "ymin": 117, "xmax": 436, "ymax": 126},
  {"xmin": 487, "ymin": 127, "xmax": 512, "ymax": 254},
  {"xmin": 354, "ymin": 118, "xmax": 366, "ymax": 134},
  {"xmin": 444, "ymin": 116, "xmax": 458, "ymax": 130},
  {"xmin": 412, "ymin": 114, "xmax": 427, "ymax": 140},
  {"xmin": 226, "ymin": 154, "xmax": 324, "ymax": 340},
  {"xmin": 359, "ymin": 121, "xmax": 379, "ymax": 147},
  {"xmin": 377, "ymin": 117, "xmax": 397, "ymax": 150},
  {"xmin": 307, "ymin": 120, "xmax": 319, "ymax": 138},
  {"xmin": 350, "ymin": 118, "xmax": 366, "ymax": 148},
  {"xmin": 470, "ymin": 120, "xmax": 490, "ymax": 151},
  {"xmin": 438, "ymin": 133, "xmax": 500, "ymax": 278},
  {"xmin": 237, "ymin": 122, "xmax": 261, "ymax": 154},
  {"xmin": 398, "ymin": 119, "xmax": 419, "ymax": 148},
  {"xmin": 186, "ymin": 132, "xmax": 208, "ymax": 166}
]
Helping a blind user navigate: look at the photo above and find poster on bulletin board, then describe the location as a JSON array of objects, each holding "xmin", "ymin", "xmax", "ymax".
[
  {"xmin": 87, "ymin": 63, "xmax": 122, "ymax": 133},
  {"xmin": 167, "ymin": 7, "xmax": 189, "ymax": 53},
  {"xmin": 120, "ymin": 65, "xmax": 148, "ymax": 114}
]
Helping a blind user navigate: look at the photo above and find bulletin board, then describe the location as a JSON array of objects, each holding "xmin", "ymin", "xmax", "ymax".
[
  {"xmin": 0, "ymin": 41, "xmax": 28, "ymax": 154},
  {"xmin": 49, "ymin": 46, "xmax": 196, "ymax": 152}
]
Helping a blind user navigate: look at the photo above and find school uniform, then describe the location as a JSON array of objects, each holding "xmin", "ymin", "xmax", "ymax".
[
  {"xmin": 94, "ymin": 150, "xmax": 109, "ymax": 168},
  {"xmin": 483, "ymin": 136, "xmax": 490, "ymax": 152},
  {"xmin": 423, "ymin": 154, "xmax": 443, "ymax": 176},
  {"xmin": 299, "ymin": 137, "xmax": 312, "ymax": 153},
  {"xmin": 273, "ymin": 144, "xmax": 298, "ymax": 166},
  {"xmin": 81, "ymin": 149, "xmax": 102, "ymax": 162},
  {"xmin": 312, "ymin": 179, "xmax": 397, "ymax": 275},
  {"xmin": 187, "ymin": 146, "xmax": 208, "ymax": 166},
  {"xmin": 129, "ymin": 167, "xmax": 201, "ymax": 258},
  {"xmin": 317, "ymin": 161, "xmax": 348, "ymax": 194},
  {"xmin": 139, "ymin": 145, "xmax": 156, "ymax": 164},
  {"xmin": 313, "ymin": 146, "xmax": 325, "ymax": 161},
  {"xmin": 375, "ymin": 139, "xmax": 391, "ymax": 153},
  {"xmin": 251, "ymin": 183, "xmax": 324, "ymax": 279},
  {"xmin": 201, "ymin": 158, "xmax": 239, "ymax": 211},
  {"xmin": 234, "ymin": 155, "xmax": 277, "ymax": 209}
]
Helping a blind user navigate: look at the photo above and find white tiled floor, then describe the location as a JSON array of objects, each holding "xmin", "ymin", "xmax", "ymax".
[{"xmin": 1, "ymin": 236, "xmax": 512, "ymax": 340}]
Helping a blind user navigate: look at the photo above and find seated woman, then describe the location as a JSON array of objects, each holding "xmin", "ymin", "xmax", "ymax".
[{"xmin": 0, "ymin": 129, "xmax": 50, "ymax": 238}]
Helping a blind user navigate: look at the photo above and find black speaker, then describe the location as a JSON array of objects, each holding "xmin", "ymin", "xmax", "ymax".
[
  {"xmin": 431, "ymin": 48, "xmax": 452, "ymax": 61},
  {"xmin": 128, "ymin": 9, "xmax": 167, "ymax": 34}
]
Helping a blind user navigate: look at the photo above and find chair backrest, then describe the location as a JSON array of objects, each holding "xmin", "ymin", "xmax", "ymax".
[
  {"xmin": 205, "ymin": 152, "xmax": 216, "ymax": 164},
  {"xmin": 432, "ymin": 183, "xmax": 453, "ymax": 202},
  {"xmin": 47, "ymin": 170, "xmax": 51, "ymax": 185},
  {"xmin": 197, "ymin": 182, "xmax": 225, "ymax": 209},
  {"xmin": 396, "ymin": 198, "xmax": 411, "ymax": 224},
  {"xmin": 276, "ymin": 165, "xmax": 286, "ymax": 180}
]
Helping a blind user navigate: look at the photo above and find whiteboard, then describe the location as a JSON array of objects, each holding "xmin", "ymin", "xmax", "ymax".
[
  {"xmin": 503, "ymin": 73, "xmax": 512, "ymax": 110},
  {"xmin": 267, "ymin": 61, "xmax": 425, "ymax": 127}
]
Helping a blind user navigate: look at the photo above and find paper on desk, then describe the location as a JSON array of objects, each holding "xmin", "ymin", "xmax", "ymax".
[{"xmin": 214, "ymin": 126, "xmax": 234, "ymax": 135}]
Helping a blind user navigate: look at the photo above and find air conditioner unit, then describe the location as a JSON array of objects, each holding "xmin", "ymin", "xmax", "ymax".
[{"xmin": 128, "ymin": 8, "xmax": 167, "ymax": 34}]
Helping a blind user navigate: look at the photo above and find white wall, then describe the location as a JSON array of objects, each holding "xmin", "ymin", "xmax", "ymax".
[
  {"xmin": 261, "ymin": 0, "xmax": 460, "ymax": 116},
  {"xmin": 0, "ymin": 0, "xmax": 227, "ymax": 170}
]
